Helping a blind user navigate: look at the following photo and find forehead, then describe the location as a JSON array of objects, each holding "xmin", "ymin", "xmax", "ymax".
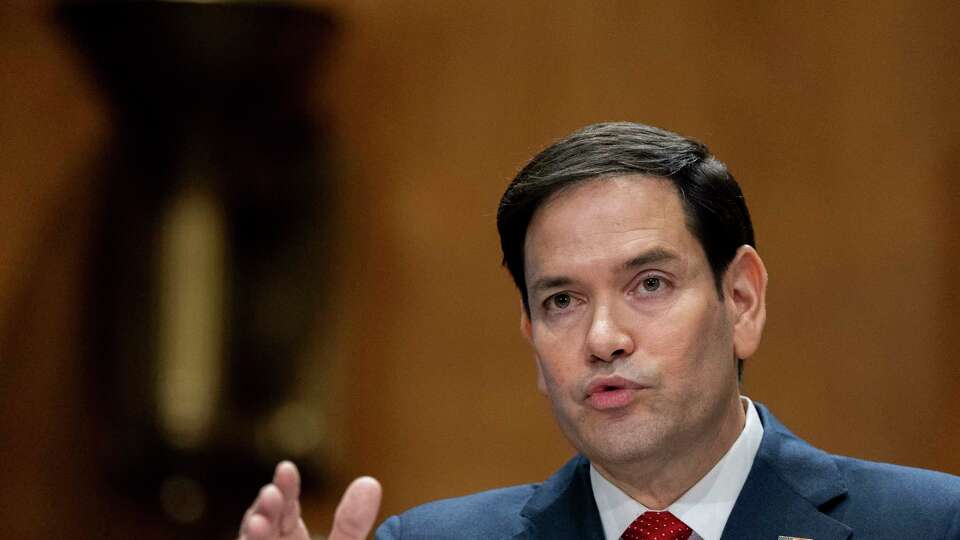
[{"xmin": 524, "ymin": 176, "xmax": 698, "ymax": 277}]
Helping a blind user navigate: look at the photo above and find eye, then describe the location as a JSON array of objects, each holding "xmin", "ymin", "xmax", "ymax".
[
  {"xmin": 549, "ymin": 293, "xmax": 572, "ymax": 309},
  {"xmin": 641, "ymin": 277, "xmax": 662, "ymax": 292}
]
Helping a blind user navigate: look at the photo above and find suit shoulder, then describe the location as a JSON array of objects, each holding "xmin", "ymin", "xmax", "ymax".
[
  {"xmin": 375, "ymin": 483, "xmax": 539, "ymax": 540},
  {"xmin": 833, "ymin": 454, "xmax": 960, "ymax": 498},
  {"xmin": 831, "ymin": 455, "xmax": 960, "ymax": 532}
]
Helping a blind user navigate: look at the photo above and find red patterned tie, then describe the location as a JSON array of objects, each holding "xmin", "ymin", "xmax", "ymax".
[{"xmin": 620, "ymin": 511, "xmax": 693, "ymax": 540}]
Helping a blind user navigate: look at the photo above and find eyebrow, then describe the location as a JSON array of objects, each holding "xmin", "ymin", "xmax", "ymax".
[
  {"xmin": 530, "ymin": 275, "xmax": 573, "ymax": 293},
  {"xmin": 529, "ymin": 247, "xmax": 680, "ymax": 294},
  {"xmin": 622, "ymin": 248, "xmax": 679, "ymax": 270}
]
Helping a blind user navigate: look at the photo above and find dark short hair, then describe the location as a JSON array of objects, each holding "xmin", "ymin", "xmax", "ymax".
[
  {"xmin": 496, "ymin": 122, "xmax": 755, "ymax": 377},
  {"xmin": 497, "ymin": 121, "xmax": 754, "ymax": 308}
]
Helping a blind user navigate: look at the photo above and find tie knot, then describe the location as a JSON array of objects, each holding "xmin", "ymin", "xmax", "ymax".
[{"xmin": 620, "ymin": 511, "xmax": 693, "ymax": 540}]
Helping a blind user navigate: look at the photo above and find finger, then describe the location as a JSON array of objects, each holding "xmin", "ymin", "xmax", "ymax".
[
  {"xmin": 256, "ymin": 484, "xmax": 286, "ymax": 523},
  {"xmin": 273, "ymin": 461, "xmax": 302, "ymax": 533},
  {"xmin": 238, "ymin": 489, "xmax": 265, "ymax": 539},
  {"xmin": 241, "ymin": 484, "xmax": 285, "ymax": 539},
  {"xmin": 280, "ymin": 499, "xmax": 302, "ymax": 534},
  {"xmin": 328, "ymin": 477, "xmax": 382, "ymax": 540},
  {"xmin": 242, "ymin": 513, "xmax": 273, "ymax": 540},
  {"xmin": 274, "ymin": 461, "xmax": 301, "ymax": 501}
]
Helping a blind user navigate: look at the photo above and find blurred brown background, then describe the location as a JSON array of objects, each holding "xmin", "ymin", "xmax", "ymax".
[{"xmin": 1, "ymin": 0, "xmax": 958, "ymax": 538}]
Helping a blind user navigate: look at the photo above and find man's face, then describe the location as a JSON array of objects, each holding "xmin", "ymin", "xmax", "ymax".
[{"xmin": 521, "ymin": 176, "xmax": 748, "ymax": 470}]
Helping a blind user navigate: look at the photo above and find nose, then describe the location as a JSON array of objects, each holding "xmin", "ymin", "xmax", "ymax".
[{"xmin": 585, "ymin": 303, "xmax": 635, "ymax": 363}]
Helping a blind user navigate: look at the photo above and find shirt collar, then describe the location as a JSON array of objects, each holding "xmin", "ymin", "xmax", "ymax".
[{"xmin": 590, "ymin": 396, "xmax": 764, "ymax": 540}]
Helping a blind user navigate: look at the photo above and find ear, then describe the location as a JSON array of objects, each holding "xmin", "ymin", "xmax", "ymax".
[
  {"xmin": 520, "ymin": 302, "xmax": 548, "ymax": 395},
  {"xmin": 723, "ymin": 245, "xmax": 768, "ymax": 360},
  {"xmin": 520, "ymin": 301, "xmax": 532, "ymax": 342}
]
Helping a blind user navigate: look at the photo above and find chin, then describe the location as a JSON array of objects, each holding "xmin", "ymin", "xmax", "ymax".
[
  {"xmin": 571, "ymin": 423, "xmax": 668, "ymax": 466},
  {"xmin": 588, "ymin": 439, "xmax": 660, "ymax": 466}
]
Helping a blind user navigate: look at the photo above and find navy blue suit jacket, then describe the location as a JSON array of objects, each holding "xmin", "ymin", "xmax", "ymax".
[{"xmin": 376, "ymin": 403, "xmax": 960, "ymax": 539}]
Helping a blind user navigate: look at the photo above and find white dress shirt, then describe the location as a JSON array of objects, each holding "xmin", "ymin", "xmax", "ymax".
[{"xmin": 590, "ymin": 396, "xmax": 764, "ymax": 540}]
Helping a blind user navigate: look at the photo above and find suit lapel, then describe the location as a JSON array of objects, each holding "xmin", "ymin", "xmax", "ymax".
[
  {"xmin": 513, "ymin": 404, "xmax": 853, "ymax": 540},
  {"xmin": 513, "ymin": 455, "xmax": 604, "ymax": 540},
  {"xmin": 721, "ymin": 403, "xmax": 852, "ymax": 540}
]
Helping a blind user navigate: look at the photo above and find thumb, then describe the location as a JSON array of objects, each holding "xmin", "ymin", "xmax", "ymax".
[{"xmin": 328, "ymin": 476, "xmax": 382, "ymax": 540}]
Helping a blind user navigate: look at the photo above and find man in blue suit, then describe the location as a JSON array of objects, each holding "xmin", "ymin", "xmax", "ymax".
[{"xmin": 238, "ymin": 122, "xmax": 960, "ymax": 540}]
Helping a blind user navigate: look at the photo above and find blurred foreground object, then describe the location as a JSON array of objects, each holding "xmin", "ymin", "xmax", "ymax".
[{"xmin": 58, "ymin": 1, "xmax": 337, "ymax": 536}]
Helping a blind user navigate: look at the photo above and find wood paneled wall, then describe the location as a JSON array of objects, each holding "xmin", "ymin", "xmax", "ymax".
[{"xmin": 2, "ymin": 1, "xmax": 957, "ymax": 537}]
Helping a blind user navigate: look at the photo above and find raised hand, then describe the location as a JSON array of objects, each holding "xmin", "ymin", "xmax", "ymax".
[{"xmin": 237, "ymin": 461, "xmax": 382, "ymax": 540}]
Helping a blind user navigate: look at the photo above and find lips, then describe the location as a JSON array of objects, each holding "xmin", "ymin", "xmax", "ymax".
[{"xmin": 584, "ymin": 376, "xmax": 646, "ymax": 410}]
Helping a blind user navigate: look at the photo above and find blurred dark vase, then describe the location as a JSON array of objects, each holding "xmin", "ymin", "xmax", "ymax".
[{"xmin": 58, "ymin": 1, "xmax": 337, "ymax": 536}]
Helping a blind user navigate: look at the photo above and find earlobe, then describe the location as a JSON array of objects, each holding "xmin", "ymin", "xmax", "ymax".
[
  {"xmin": 520, "ymin": 302, "xmax": 532, "ymax": 343},
  {"xmin": 725, "ymin": 246, "xmax": 768, "ymax": 360}
]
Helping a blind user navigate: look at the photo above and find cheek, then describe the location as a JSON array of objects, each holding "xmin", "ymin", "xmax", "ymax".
[
  {"xmin": 532, "ymin": 346, "xmax": 562, "ymax": 384},
  {"xmin": 640, "ymin": 297, "xmax": 729, "ymax": 373},
  {"xmin": 532, "ymin": 337, "xmax": 577, "ymax": 394},
  {"xmin": 531, "ymin": 319, "xmax": 582, "ymax": 366}
]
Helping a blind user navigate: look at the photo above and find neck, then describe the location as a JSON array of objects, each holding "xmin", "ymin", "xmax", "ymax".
[{"xmin": 593, "ymin": 396, "xmax": 746, "ymax": 510}]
